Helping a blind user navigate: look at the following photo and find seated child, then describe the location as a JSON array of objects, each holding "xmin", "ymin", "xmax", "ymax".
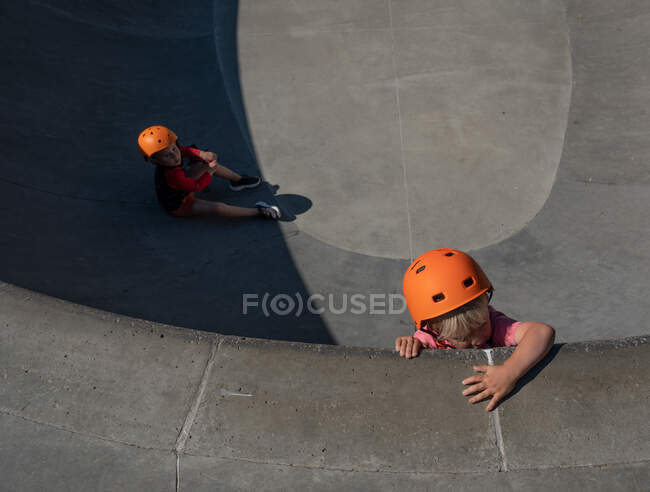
[
  {"xmin": 396, "ymin": 248, "xmax": 554, "ymax": 411},
  {"xmin": 138, "ymin": 125, "xmax": 280, "ymax": 219}
]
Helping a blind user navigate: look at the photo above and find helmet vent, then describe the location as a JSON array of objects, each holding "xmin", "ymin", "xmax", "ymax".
[
  {"xmin": 416, "ymin": 265, "xmax": 426, "ymax": 274},
  {"xmin": 432, "ymin": 293, "xmax": 445, "ymax": 303},
  {"xmin": 409, "ymin": 259, "xmax": 421, "ymax": 271},
  {"xmin": 445, "ymin": 252, "xmax": 455, "ymax": 257},
  {"xmin": 463, "ymin": 277, "xmax": 474, "ymax": 288}
]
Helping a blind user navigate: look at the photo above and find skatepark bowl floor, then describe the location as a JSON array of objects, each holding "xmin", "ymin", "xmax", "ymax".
[{"xmin": 1, "ymin": 0, "xmax": 649, "ymax": 490}]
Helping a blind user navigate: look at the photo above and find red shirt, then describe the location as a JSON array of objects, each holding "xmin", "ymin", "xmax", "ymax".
[
  {"xmin": 153, "ymin": 145, "xmax": 212, "ymax": 213},
  {"xmin": 163, "ymin": 146, "xmax": 212, "ymax": 192}
]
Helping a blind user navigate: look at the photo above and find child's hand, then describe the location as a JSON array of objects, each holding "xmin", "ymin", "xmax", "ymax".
[
  {"xmin": 462, "ymin": 365, "xmax": 517, "ymax": 412},
  {"xmin": 199, "ymin": 150, "xmax": 217, "ymax": 163},
  {"xmin": 207, "ymin": 159, "xmax": 218, "ymax": 169},
  {"xmin": 395, "ymin": 336, "xmax": 422, "ymax": 359}
]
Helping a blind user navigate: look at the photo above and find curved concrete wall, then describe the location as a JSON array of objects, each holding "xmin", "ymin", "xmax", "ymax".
[{"xmin": 1, "ymin": 282, "xmax": 648, "ymax": 489}]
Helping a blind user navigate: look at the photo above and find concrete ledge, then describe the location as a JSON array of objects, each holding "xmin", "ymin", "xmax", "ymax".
[{"xmin": 1, "ymin": 281, "xmax": 648, "ymax": 490}]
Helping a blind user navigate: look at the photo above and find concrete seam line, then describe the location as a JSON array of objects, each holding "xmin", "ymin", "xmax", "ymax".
[
  {"xmin": 181, "ymin": 450, "xmax": 494, "ymax": 476},
  {"xmin": 175, "ymin": 337, "xmax": 221, "ymax": 455},
  {"xmin": 176, "ymin": 454, "xmax": 180, "ymax": 492},
  {"xmin": 484, "ymin": 349, "xmax": 509, "ymax": 472},
  {"xmin": 0, "ymin": 407, "xmax": 165, "ymax": 452},
  {"xmin": 388, "ymin": 0, "xmax": 414, "ymax": 263},
  {"xmin": 0, "ymin": 174, "xmax": 157, "ymax": 205},
  {"xmin": 237, "ymin": 24, "xmax": 544, "ymax": 38},
  {"xmin": 175, "ymin": 337, "xmax": 221, "ymax": 491},
  {"xmin": 182, "ymin": 449, "xmax": 650, "ymax": 475},
  {"xmin": 31, "ymin": 0, "xmax": 209, "ymax": 39}
]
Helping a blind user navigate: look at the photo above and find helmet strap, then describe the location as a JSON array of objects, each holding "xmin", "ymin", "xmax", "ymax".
[{"xmin": 487, "ymin": 287, "xmax": 494, "ymax": 303}]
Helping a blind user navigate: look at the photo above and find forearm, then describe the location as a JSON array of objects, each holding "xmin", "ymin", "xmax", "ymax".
[
  {"xmin": 503, "ymin": 323, "xmax": 555, "ymax": 380},
  {"xmin": 194, "ymin": 149, "xmax": 241, "ymax": 181}
]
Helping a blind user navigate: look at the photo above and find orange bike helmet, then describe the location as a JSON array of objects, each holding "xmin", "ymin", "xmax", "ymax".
[
  {"xmin": 402, "ymin": 248, "xmax": 492, "ymax": 329},
  {"xmin": 137, "ymin": 125, "xmax": 178, "ymax": 161}
]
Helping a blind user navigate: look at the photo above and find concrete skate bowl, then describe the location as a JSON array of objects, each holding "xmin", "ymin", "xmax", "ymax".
[{"xmin": 0, "ymin": 0, "xmax": 649, "ymax": 489}]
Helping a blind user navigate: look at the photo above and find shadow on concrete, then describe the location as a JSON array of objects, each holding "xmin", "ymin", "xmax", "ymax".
[
  {"xmin": 0, "ymin": 0, "xmax": 334, "ymax": 344},
  {"xmin": 493, "ymin": 344, "xmax": 562, "ymax": 410}
]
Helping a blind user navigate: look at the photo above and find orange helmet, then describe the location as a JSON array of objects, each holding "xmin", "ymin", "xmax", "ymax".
[
  {"xmin": 137, "ymin": 125, "xmax": 178, "ymax": 161},
  {"xmin": 402, "ymin": 248, "xmax": 492, "ymax": 329}
]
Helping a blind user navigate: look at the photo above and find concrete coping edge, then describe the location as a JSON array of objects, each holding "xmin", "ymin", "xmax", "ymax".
[{"xmin": 2, "ymin": 279, "xmax": 648, "ymax": 358}]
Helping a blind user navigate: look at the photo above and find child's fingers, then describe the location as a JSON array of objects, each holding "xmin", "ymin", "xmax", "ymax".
[
  {"xmin": 462, "ymin": 382, "xmax": 486, "ymax": 396},
  {"xmin": 410, "ymin": 340, "xmax": 421, "ymax": 358},
  {"xmin": 462, "ymin": 374, "xmax": 483, "ymax": 385},
  {"xmin": 473, "ymin": 365, "xmax": 489, "ymax": 373},
  {"xmin": 395, "ymin": 338, "xmax": 406, "ymax": 353},
  {"xmin": 399, "ymin": 338, "xmax": 410, "ymax": 357},
  {"xmin": 404, "ymin": 338, "xmax": 415, "ymax": 358},
  {"xmin": 395, "ymin": 337, "xmax": 420, "ymax": 359},
  {"xmin": 469, "ymin": 389, "xmax": 492, "ymax": 404},
  {"xmin": 485, "ymin": 395, "xmax": 501, "ymax": 412}
]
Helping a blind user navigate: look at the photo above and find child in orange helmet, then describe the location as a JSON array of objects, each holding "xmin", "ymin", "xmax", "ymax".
[
  {"xmin": 396, "ymin": 248, "xmax": 554, "ymax": 411},
  {"xmin": 138, "ymin": 125, "xmax": 280, "ymax": 219}
]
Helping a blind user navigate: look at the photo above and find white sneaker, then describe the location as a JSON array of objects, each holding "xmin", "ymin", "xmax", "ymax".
[{"xmin": 255, "ymin": 201, "xmax": 281, "ymax": 220}]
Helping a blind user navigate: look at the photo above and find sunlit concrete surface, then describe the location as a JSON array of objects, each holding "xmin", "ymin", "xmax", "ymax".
[{"xmin": 236, "ymin": 1, "xmax": 571, "ymax": 258}]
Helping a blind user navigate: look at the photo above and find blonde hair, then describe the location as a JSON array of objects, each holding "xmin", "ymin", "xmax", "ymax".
[{"xmin": 424, "ymin": 293, "xmax": 489, "ymax": 341}]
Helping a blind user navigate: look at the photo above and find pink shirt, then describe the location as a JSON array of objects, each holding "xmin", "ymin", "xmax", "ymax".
[{"xmin": 414, "ymin": 306, "xmax": 521, "ymax": 349}]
